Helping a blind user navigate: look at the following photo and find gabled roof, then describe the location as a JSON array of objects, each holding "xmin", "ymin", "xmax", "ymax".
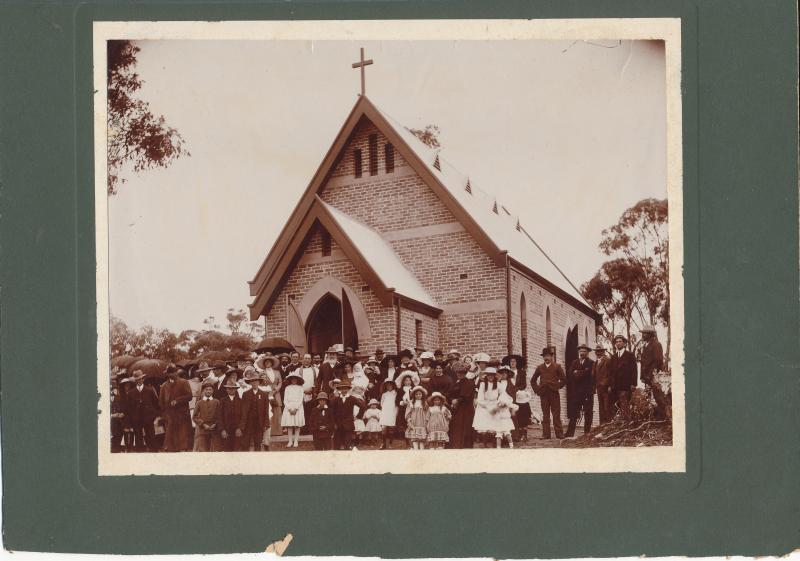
[
  {"xmin": 373, "ymin": 105, "xmax": 593, "ymax": 310},
  {"xmin": 320, "ymin": 199, "xmax": 437, "ymax": 308},
  {"xmin": 249, "ymin": 95, "xmax": 598, "ymax": 321},
  {"xmin": 247, "ymin": 196, "xmax": 440, "ymax": 320}
]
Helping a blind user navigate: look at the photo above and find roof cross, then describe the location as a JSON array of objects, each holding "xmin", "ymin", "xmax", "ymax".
[{"xmin": 351, "ymin": 48, "xmax": 374, "ymax": 96}]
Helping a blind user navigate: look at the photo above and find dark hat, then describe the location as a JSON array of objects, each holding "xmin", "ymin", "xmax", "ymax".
[
  {"xmin": 315, "ymin": 391, "xmax": 329, "ymax": 402},
  {"xmin": 501, "ymin": 354, "xmax": 526, "ymax": 369},
  {"xmin": 132, "ymin": 370, "xmax": 146, "ymax": 382},
  {"xmin": 164, "ymin": 364, "xmax": 178, "ymax": 375},
  {"xmin": 336, "ymin": 380, "xmax": 352, "ymax": 391},
  {"xmin": 594, "ymin": 344, "xmax": 607, "ymax": 353},
  {"xmin": 496, "ymin": 365, "xmax": 513, "ymax": 375},
  {"xmin": 434, "ymin": 349, "xmax": 444, "ymax": 356},
  {"xmin": 613, "ymin": 334, "xmax": 627, "ymax": 343},
  {"xmin": 345, "ymin": 347, "xmax": 354, "ymax": 353},
  {"xmin": 541, "ymin": 347, "xmax": 554, "ymax": 356},
  {"xmin": 399, "ymin": 348, "xmax": 414, "ymax": 359},
  {"xmin": 224, "ymin": 379, "xmax": 239, "ymax": 389},
  {"xmin": 375, "ymin": 348, "xmax": 384, "ymax": 354},
  {"xmin": 577, "ymin": 343, "xmax": 592, "ymax": 352},
  {"xmin": 641, "ymin": 325, "xmax": 657, "ymax": 334}
]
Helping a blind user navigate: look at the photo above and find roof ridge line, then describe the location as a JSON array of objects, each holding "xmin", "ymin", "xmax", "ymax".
[{"xmin": 517, "ymin": 222, "xmax": 586, "ymax": 302}]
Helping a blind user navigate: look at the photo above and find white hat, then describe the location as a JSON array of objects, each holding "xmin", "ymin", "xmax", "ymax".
[
  {"xmin": 473, "ymin": 352, "xmax": 491, "ymax": 363},
  {"xmin": 419, "ymin": 351, "xmax": 435, "ymax": 360}
]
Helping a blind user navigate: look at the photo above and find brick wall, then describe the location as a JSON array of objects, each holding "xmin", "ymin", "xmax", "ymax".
[
  {"xmin": 439, "ymin": 309, "xmax": 508, "ymax": 362},
  {"xmin": 398, "ymin": 306, "xmax": 439, "ymax": 352},
  {"xmin": 509, "ymin": 268, "xmax": 599, "ymax": 425}
]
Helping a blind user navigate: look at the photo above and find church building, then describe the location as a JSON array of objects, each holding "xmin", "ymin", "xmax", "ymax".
[{"xmin": 247, "ymin": 93, "xmax": 600, "ymax": 367}]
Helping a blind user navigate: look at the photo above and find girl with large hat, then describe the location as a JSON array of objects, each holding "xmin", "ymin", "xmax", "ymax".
[
  {"xmin": 394, "ymin": 370, "xmax": 417, "ymax": 445},
  {"xmin": 472, "ymin": 366, "xmax": 500, "ymax": 447},
  {"xmin": 378, "ymin": 379, "xmax": 398, "ymax": 449},
  {"xmin": 404, "ymin": 385, "xmax": 429, "ymax": 449},
  {"xmin": 280, "ymin": 372, "xmax": 306, "ymax": 448}
]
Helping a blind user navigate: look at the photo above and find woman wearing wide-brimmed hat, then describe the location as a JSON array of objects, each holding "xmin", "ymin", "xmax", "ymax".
[
  {"xmin": 503, "ymin": 354, "xmax": 531, "ymax": 440},
  {"xmin": 447, "ymin": 360, "xmax": 475, "ymax": 449},
  {"xmin": 255, "ymin": 353, "xmax": 283, "ymax": 439}
]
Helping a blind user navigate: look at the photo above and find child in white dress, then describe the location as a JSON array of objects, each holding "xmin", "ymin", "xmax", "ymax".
[
  {"xmin": 363, "ymin": 399, "xmax": 382, "ymax": 445},
  {"xmin": 379, "ymin": 379, "xmax": 398, "ymax": 449},
  {"xmin": 472, "ymin": 366, "xmax": 499, "ymax": 447},
  {"xmin": 494, "ymin": 366, "xmax": 518, "ymax": 448},
  {"xmin": 280, "ymin": 373, "xmax": 305, "ymax": 448}
]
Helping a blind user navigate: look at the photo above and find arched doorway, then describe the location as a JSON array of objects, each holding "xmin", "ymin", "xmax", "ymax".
[
  {"xmin": 564, "ymin": 325, "xmax": 579, "ymax": 368},
  {"xmin": 306, "ymin": 294, "xmax": 342, "ymax": 355},
  {"xmin": 304, "ymin": 289, "xmax": 360, "ymax": 355}
]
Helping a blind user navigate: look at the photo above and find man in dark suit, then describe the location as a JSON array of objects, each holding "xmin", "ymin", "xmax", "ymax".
[
  {"xmin": 532, "ymin": 347, "xmax": 567, "ymax": 439},
  {"xmin": 158, "ymin": 366, "xmax": 194, "ymax": 452},
  {"xmin": 609, "ymin": 334, "xmax": 637, "ymax": 421},
  {"xmin": 238, "ymin": 369, "xmax": 269, "ymax": 451},
  {"xmin": 565, "ymin": 343, "xmax": 595, "ymax": 437},
  {"xmin": 330, "ymin": 381, "xmax": 364, "ymax": 450},
  {"xmin": 592, "ymin": 345, "xmax": 613, "ymax": 424},
  {"xmin": 640, "ymin": 325, "xmax": 670, "ymax": 420},
  {"xmin": 126, "ymin": 371, "xmax": 160, "ymax": 452},
  {"xmin": 218, "ymin": 379, "xmax": 242, "ymax": 451}
]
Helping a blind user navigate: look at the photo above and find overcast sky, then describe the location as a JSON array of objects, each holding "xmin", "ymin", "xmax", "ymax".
[{"xmin": 108, "ymin": 39, "xmax": 666, "ymax": 333}]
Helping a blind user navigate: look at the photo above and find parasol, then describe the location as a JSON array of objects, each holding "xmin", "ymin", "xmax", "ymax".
[
  {"xmin": 128, "ymin": 358, "xmax": 168, "ymax": 379},
  {"xmin": 253, "ymin": 337, "xmax": 295, "ymax": 354}
]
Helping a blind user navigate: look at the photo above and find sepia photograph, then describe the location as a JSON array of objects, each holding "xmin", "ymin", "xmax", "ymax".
[{"xmin": 95, "ymin": 19, "xmax": 684, "ymax": 474}]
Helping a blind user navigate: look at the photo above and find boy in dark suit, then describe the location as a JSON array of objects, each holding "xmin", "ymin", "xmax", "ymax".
[
  {"xmin": 308, "ymin": 391, "xmax": 334, "ymax": 450},
  {"xmin": 218, "ymin": 378, "xmax": 242, "ymax": 451},
  {"xmin": 192, "ymin": 378, "xmax": 221, "ymax": 451},
  {"xmin": 238, "ymin": 368, "xmax": 270, "ymax": 451},
  {"xmin": 565, "ymin": 343, "xmax": 595, "ymax": 437},
  {"xmin": 330, "ymin": 381, "xmax": 363, "ymax": 450}
]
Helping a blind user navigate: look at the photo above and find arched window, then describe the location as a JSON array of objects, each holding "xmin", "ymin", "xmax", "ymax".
[
  {"xmin": 584, "ymin": 326, "xmax": 589, "ymax": 345},
  {"xmin": 545, "ymin": 306, "xmax": 552, "ymax": 347},
  {"xmin": 520, "ymin": 293, "xmax": 528, "ymax": 361}
]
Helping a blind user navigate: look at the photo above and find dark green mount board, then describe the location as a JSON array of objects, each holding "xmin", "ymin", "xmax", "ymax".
[{"xmin": 0, "ymin": 0, "xmax": 797, "ymax": 556}]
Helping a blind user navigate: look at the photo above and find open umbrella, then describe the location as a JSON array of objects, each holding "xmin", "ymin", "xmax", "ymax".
[
  {"xmin": 110, "ymin": 354, "xmax": 144, "ymax": 370},
  {"xmin": 176, "ymin": 358, "xmax": 199, "ymax": 369},
  {"xmin": 253, "ymin": 337, "xmax": 295, "ymax": 354},
  {"xmin": 128, "ymin": 358, "xmax": 168, "ymax": 379}
]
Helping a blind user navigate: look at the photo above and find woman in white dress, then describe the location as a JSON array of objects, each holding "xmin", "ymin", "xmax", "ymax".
[{"xmin": 472, "ymin": 366, "xmax": 499, "ymax": 447}]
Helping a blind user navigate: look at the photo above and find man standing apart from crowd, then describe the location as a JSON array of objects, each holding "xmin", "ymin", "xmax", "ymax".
[
  {"xmin": 531, "ymin": 348, "xmax": 566, "ymax": 440},
  {"xmin": 565, "ymin": 344, "xmax": 595, "ymax": 437},
  {"xmin": 640, "ymin": 325, "xmax": 670, "ymax": 420},
  {"xmin": 609, "ymin": 334, "xmax": 637, "ymax": 421}
]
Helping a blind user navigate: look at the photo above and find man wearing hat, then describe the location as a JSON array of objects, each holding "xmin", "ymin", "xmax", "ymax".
[
  {"xmin": 126, "ymin": 370, "xmax": 161, "ymax": 451},
  {"xmin": 238, "ymin": 368, "xmax": 270, "ymax": 451},
  {"xmin": 592, "ymin": 344, "xmax": 613, "ymax": 424},
  {"xmin": 330, "ymin": 380, "xmax": 364, "ymax": 450},
  {"xmin": 531, "ymin": 348, "xmax": 566, "ymax": 439},
  {"xmin": 218, "ymin": 377, "xmax": 242, "ymax": 451},
  {"xmin": 609, "ymin": 334, "xmax": 637, "ymax": 421},
  {"xmin": 565, "ymin": 344, "xmax": 596, "ymax": 437},
  {"xmin": 158, "ymin": 366, "xmax": 193, "ymax": 452},
  {"xmin": 640, "ymin": 325, "xmax": 669, "ymax": 420}
]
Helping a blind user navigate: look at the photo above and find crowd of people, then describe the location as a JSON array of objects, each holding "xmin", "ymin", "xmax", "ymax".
[{"xmin": 109, "ymin": 325, "xmax": 666, "ymax": 452}]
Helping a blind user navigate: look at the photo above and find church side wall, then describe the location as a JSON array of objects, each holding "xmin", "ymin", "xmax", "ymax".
[
  {"xmin": 265, "ymin": 226, "xmax": 397, "ymax": 353},
  {"xmin": 398, "ymin": 307, "xmax": 439, "ymax": 353},
  {"xmin": 509, "ymin": 268, "xmax": 599, "ymax": 425},
  {"xmin": 439, "ymin": 310, "xmax": 508, "ymax": 361}
]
